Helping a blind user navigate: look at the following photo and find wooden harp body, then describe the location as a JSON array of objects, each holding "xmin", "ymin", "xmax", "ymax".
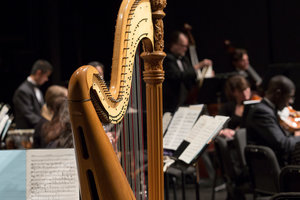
[{"xmin": 68, "ymin": 0, "xmax": 166, "ymax": 199}]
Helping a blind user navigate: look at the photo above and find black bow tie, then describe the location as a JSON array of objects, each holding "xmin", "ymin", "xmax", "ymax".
[{"xmin": 29, "ymin": 81, "xmax": 40, "ymax": 89}]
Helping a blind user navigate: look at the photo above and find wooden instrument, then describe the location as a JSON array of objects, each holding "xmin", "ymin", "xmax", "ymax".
[
  {"xmin": 247, "ymin": 94, "xmax": 300, "ymax": 133},
  {"xmin": 250, "ymin": 94, "xmax": 262, "ymax": 101},
  {"xmin": 68, "ymin": 0, "xmax": 166, "ymax": 199},
  {"xmin": 183, "ymin": 23, "xmax": 214, "ymax": 106},
  {"xmin": 224, "ymin": 39, "xmax": 236, "ymax": 55},
  {"xmin": 183, "ymin": 23, "xmax": 213, "ymax": 87},
  {"xmin": 278, "ymin": 106, "xmax": 300, "ymax": 133}
]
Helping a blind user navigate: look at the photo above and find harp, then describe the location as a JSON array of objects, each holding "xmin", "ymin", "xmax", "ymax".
[{"xmin": 68, "ymin": 0, "xmax": 166, "ymax": 199}]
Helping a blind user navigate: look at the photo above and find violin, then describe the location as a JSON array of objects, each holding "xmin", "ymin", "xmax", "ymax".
[
  {"xmin": 278, "ymin": 106, "xmax": 300, "ymax": 132},
  {"xmin": 250, "ymin": 94, "xmax": 262, "ymax": 101},
  {"xmin": 248, "ymin": 94, "xmax": 300, "ymax": 132}
]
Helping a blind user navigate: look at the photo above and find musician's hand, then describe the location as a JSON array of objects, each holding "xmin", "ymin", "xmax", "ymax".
[
  {"xmin": 294, "ymin": 130, "xmax": 300, "ymax": 136},
  {"xmin": 194, "ymin": 59, "xmax": 213, "ymax": 70},
  {"xmin": 219, "ymin": 128, "xmax": 235, "ymax": 139}
]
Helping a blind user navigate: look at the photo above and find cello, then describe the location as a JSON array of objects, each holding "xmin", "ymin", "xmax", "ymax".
[
  {"xmin": 183, "ymin": 23, "xmax": 215, "ymax": 110},
  {"xmin": 183, "ymin": 23, "xmax": 214, "ymax": 87}
]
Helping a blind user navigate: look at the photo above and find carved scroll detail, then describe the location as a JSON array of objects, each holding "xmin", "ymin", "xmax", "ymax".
[{"xmin": 151, "ymin": 0, "xmax": 167, "ymax": 52}]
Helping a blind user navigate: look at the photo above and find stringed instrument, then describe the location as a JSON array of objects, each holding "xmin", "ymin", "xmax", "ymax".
[
  {"xmin": 248, "ymin": 93, "xmax": 300, "ymax": 133},
  {"xmin": 68, "ymin": 0, "xmax": 166, "ymax": 199},
  {"xmin": 183, "ymin": 23, "xmax": 214, "ymax": 87},
  {"xmin": 278, "ymin": 106, "xmax": 300, "ymax": 133},
  {"xmin": 183, "ymin": 23, "xmax": 215, "ymax": 107}
]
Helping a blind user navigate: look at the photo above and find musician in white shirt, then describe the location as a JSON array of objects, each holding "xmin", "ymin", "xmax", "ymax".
[
  {"xmin": 13, "ymin": 59, "xmax": 53, "ymax": 129},
  {"xmin": 163, "ymin": 31, "xmax": 212, "ymax": 113}
]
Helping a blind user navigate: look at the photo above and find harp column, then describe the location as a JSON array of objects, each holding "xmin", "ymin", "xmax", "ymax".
[{"xmin": 141, "ymin": 0, "xmax": 166, "ymax": 199}]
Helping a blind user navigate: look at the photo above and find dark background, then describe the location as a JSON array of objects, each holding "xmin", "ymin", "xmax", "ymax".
[{"xmin": 1, "ymin": 0, "xmax": 300, "ymax": 109}]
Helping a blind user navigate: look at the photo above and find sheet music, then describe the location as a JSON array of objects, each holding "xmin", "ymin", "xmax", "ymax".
[
  {"xmin": 184, "ymin": 115, "xmax": 213, "ymax": 143},
  {"xmin": 163, "ymin": 107, "xmax": 201, "ymax": 150},
  {"xmin": 163, "ymin": 112, "xmax": 172, "ymax": 134},
  {"xmin": 0, "ymin": 104, "xmax": 9, "ymax": 122},
  {"xmin": 243, "ymin": 99, "xmax": 261, "ymax": 105},
  {"xmin": 26, "ymin": 149, "xmax": 79, "ymax": 200},
  {"xmin": 179, "ymin": 115, "xmax": 229, "ymax": 164},
  {"xmin": 189, "ymin": 104, "xmax": 204, "ymax": 111},
  {"xmin": 204, "ymin": 66, "xmax": 214, "ymax": 78},
  {"xmin": 0, "ymin": 114, "xmax": 9, "ymax": 137},
  {"xmin": 1, "ymin": 117, "xmax": 12, "ymax": 141}
]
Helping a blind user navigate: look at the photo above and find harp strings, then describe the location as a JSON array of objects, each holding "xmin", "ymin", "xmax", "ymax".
[{"xmin": 113, "ymin": 45, "xmax": 147, "ymax": 199}]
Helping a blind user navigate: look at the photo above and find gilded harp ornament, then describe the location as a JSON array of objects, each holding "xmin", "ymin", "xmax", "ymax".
[{"xmin": 68, "ymin": 0, "xmax": 166, "ymax": 199}]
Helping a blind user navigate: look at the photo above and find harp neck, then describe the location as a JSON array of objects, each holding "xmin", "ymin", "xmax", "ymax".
[{"xmin": 68, "ymin": 0, "xmax": 166, "ymax": 199}]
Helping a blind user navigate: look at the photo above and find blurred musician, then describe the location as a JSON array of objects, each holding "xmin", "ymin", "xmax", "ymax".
[
  {"xmin": 230, "ymin": 48, "xmax": 262, "ymax": 94},
  {"xmin": 219, "ymin": 75, "xmax": 254, "ymax": 138},
  {"xmin": 246, "ymin": 75, "xmax": 300, "ymax": 166},
  {"xmin": 163, "ymin": 30, "xmax": 212, "ymax": 113}
]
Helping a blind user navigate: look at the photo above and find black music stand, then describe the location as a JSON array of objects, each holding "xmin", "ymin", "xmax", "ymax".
[
  {"xmin": 197, "ymin": 76, "xmax": 229, "ymax": 105},
  {"xmin": 164, "ymin": 150, "xmax": 201, "ymax": 200}
]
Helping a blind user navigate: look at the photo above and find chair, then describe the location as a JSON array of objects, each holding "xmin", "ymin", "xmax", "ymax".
[
  {"xmin": 244, "ymin": 145, "xmax": 281, "ymax": 198},
  {"xmin": 279, "ymin": 165, "xmax": 300, "ymax": 192},
  {"xmin": 270, "ymin": 192, "xmax": 300, "ymax": 200},
  {"xmin": 233, "ymin": 128, "xmax": 254, "ymax": 190},
  {"xmin": 233, "ymin": 128, "xmax": 247, "ymax": 167},
  {"xmin": 214, "ymin": 136, "xmax": 251, "ymax": 200}
]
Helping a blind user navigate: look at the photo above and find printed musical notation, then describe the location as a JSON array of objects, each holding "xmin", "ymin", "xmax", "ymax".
[
  {"xmin": 0, "ymin": 149, "xmax": 79, "ymax": 200},
  {"xmin": 163, "ymin": 107, "xmax": 202, "ymax": 150},
  {"xmin": 26, "ymin": 149, "xmax": 79, "ymax": 200},
  {"xmin": 179, "ymin": 115, "xmax": 229, "ymax": 164},
  {"xmin": 163, "ymin": 106, "xmax": 229, "ymax": 164}
]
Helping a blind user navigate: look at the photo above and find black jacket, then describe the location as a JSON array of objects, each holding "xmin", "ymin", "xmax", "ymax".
[
  {"xmin": 246, "ymin": 99, "xmax": 300, "ymax": 166},
  {"xmin": 13, "ymin": 80, "xmax": 43, "ymax": 129},
  {"xmin": 163, "ymin": 53, "xmax": 197, "ymax": 113}
]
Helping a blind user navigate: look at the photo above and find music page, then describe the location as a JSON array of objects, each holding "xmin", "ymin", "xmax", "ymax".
[
  {"xmin": 0, "ymin": 114, "xmax": 9, "ymax": 136},
  {"xmin": 26, "ymin": 149, "xmax": 79, "ymax": 200},
  {"xmin": 179, "ymin": 115, "xmax": 229, "ymax": 164},
  {"xmin": 163, "ymin": 107, "xmax": 201, "ymax": 150},
  {"xmin": 163, "ymin": 112, "xmax": 172, "ymax": 135},
  {"xmin": 0, "ymin": 104, "xmax": 9, "ymax": 122},
  {"xmin": 189, "ymin": 104, "xmax": 204, "ymax": 111}
]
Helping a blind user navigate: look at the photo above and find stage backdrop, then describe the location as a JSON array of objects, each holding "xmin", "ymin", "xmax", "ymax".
[{"xmin": 1, "ymin": 0, "xmax": 300, "ymax": 108}]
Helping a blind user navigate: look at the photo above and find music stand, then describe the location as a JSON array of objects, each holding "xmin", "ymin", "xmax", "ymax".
[{"xmin": 197, "ymin": 76, "xmax": 228, "ymax": 105}]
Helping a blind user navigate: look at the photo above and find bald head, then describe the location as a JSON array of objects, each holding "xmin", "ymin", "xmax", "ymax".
[{"xmin": 265, "ymin": 75, "xmax": 295, "ymax": 110}]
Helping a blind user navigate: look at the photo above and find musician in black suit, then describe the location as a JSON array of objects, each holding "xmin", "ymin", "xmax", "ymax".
[
  {"xmin": 13, "ymin": 59, "xmax": 53, "ymax": 129},
  {"xmin": 163, "ymin": 31, "xmax": 212, "ymax": 113},
  {"xmin": 230, "ymin": 48, "xmax": 262, "ymax": 93},
  {"xmin": 246, "ymin": 75, "xmax": 300, "ymax": 166}
]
